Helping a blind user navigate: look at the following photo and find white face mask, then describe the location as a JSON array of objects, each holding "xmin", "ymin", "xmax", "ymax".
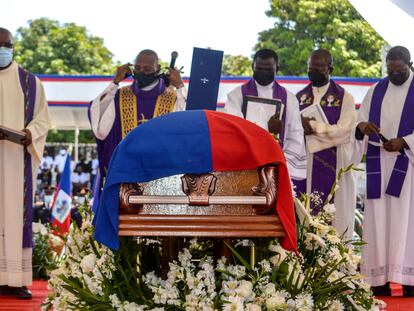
[{"xmin": 0, "ymin": 47, "xmax": 13, "ymax": 67}]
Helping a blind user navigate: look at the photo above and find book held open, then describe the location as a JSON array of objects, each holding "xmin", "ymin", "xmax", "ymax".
[{"xmin": 0, "ymin": 125, "xmax": 26, "ymax": 145}]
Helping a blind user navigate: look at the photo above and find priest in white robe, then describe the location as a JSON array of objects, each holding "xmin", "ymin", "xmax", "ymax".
[
  {"xmin": 353, "ymin": 46, "xmax": 414, "ymax": 297},
  {"xmin": 0, "ymin": 28, "xmax": 50, "ymax": 299},
  {"xmin": 296, "ymin": 49, "xmax": 356, "ymax": 241},
  {"xmin": 89, "ymin": 49, "xmax": 187, "ymax": 185},
  {"xmin": 224, "ymin": 49, "xmax": 307, "ymax": 180}
]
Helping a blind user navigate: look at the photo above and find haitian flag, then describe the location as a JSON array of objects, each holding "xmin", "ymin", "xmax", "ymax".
[
  {"xmin": 51, "ymin": 154, "xmax": 72, "ymax": 234},
  {"xmin": 94, "ymin": 110, "xmax": 296, "ymax": 251}
]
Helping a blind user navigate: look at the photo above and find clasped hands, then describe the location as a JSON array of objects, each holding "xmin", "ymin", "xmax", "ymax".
[{"xmin": 357, "ymin": 121, "xmax": 408, "ymax": 152}]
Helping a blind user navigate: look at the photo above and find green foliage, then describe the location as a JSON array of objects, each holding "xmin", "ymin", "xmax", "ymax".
[
  {"xmin": 222, "ymin": 54, "xmax": 253, "ymax": 76},
  {"xmin": 47, "ymin": 130, "xmax": 95, "ymax": 144},
  {"xmin": 256, "ymin": 0, "xmax": 386, "ymax": 77},
  {"xmin": 32, "ymin": 222, "xmax": 63, "ymax": 279},
  {"xmin": 13, "ymin": 18, "xmax": 116, "ymax": 75}
]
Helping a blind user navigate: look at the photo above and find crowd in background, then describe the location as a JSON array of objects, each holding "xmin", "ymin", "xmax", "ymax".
[{"xmin": 33, "ymin": 146, "xmax": 99, "ymax": 224}]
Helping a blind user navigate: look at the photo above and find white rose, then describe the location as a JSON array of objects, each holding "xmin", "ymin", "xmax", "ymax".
[
  {"xmin": 80, "ymin": 253, "xmax": 96, "ymax": 273},
  {"xmin": 236, "ymin": 280, "xmax": 253, "ymax": 298},
  {"xmin": 264, "ymin": 283, "xmax": 276, "ymax": 296},
  {"xmin": 323, "ymin": 203, "xmax": 336, "ymax": 214},
  {"xmin": 266, "ymin": 295, "xmax": 285, "ymax": 309},
  {"xmin": 246, "ymin": 303, "xmax": 261, "ymax": 311}
]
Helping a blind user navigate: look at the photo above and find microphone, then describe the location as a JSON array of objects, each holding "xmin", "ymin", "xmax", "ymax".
[{"xmin": 169, "ymin": 51, "xmax": 178, "ymax": 69}]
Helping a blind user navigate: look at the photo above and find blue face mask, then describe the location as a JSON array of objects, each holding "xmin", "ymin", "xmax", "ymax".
[{"xmin": 0, "ymin": 47, "xmax": 13, "ymax": 68}]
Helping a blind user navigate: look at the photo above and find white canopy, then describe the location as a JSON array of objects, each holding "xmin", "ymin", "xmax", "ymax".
[
  {"xmin": 348, "ymin": 0, "xmax": 414, "ymax": 56},
  {"xmin": 43, "ymin": 76, "xmax": 377, "ymax": 130}
]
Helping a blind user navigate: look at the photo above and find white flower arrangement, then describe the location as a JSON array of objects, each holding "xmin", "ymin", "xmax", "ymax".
[
  {"xmin": 42, "ymin": 165, "xmax": 385, "ymax": 310},
  {"xmin": 32, "ymin": 222, "xmax": 64, "ymax": 279}
]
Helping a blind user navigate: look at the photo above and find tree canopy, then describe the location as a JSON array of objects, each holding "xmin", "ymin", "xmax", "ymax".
[
  {"xmin": 222, "ymin": 54, "xmax": 253, "ymax": 76},
  {"xmin": 13, "ymin": 18, "xmax": 115, "ymax": 75},
  {"xmin": 254, "ymin": 0, "xmax": 386, "ymax": 77}
]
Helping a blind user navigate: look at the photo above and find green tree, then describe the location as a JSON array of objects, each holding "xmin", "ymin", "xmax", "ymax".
[
  {"xmin": 13, "ymin": 18, "xmax": 115, "ymax": 74},
  {"xmin": 222, "ymin": 54, "xmax": 253, "ymax": 76},
  {"xmin": 256, "ymin": 0, "xmax": 386, "ymax": 77},
  {"xmin": 46, "ymin": 129, "xmax": 95, "ymax": 144}
]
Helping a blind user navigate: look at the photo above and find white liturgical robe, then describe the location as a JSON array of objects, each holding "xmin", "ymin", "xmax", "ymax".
[
  {"xmin": 224, "ymin": 80, "xmax": 307, "ymax": 180},
  {"xmin": 354, "ymin": 72, "xmax": 414, "ymax": 286},
  {"xmin": 0, "ymin": 61, "xmax": 50, "ymax": 286},
  {"xmin": 304, "ymin": 82, "xmax": 356, "ymax": 241}
]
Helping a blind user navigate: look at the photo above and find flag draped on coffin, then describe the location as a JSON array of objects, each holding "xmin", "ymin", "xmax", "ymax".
[
  {"xmin": 51, "ymin": 154, "xmax": 72, "ymax": 234},
  {"xmin": 94, "ymin": 110, "xmax": 297, "ymax": 251}
]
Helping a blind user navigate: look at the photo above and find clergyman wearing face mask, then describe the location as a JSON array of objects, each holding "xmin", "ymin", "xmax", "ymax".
[
  {"xmin": 0, "ymin": 44, "xmax": 13, "ymax": 68},
  {"xmin": 223, "ymin": 48, "xmax": 307, "ymax": 182},
  {"xmin": 0, "ymin": 27, "xmax": 51, "ymax": 300},
  {"xmin": 293, "ymin": 49, "xmax": 357, "ymax": 243},
  {"xmin": 88, "ymin": 49, "xmax": 188, "ymax": 185}
]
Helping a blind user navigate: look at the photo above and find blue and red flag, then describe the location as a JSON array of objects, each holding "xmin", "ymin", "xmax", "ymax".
[
  {"xmin": 94, "ymin": 110, "xmax": 296, "ymax": 251},
  {"xmin": 51, "ymin": 154, "xmax": 72, "ymax": 234},
  {"xmin": 91, "ymin": 170, "xmax": 101, "ymax": 213}
]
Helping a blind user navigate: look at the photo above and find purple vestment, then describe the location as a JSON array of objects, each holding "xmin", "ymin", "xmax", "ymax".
[
  {"xmin": 296, "ymin": 80, "xmax": 344, "ymax": 212},
  {"xmin": 18, "ymin": 67, "xmax": 37, "ymax": 248},
  {"xmin": 240, "ymin": 79, "xmax": 287, "ymax": 146},
  {"xmin": 366, "ymin": 77, "xmax": 414, "ymax": 199},
  {"xmin": 90, "ymin": 79, "xmax": 167, "ymax": 188}
]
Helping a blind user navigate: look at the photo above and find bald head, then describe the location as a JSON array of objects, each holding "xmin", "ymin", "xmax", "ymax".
[
  {"xmin": 310, "ymin": 49, "xmax": 333, "ymax": 68},
  {"xmin": 0, "ymin": 27, "xmax": 14, "ymax": 68},
  {"xmin": 386, "ymin": 46, "xmax": 412, "ymax": 86},
  {"xmin": 0, "ymin": 27, "xmax": 13, "ymax": 46},
  {"xmin": 307, "ymin": 49, "xmax": 333, "ymax": 87},
  {"xmin": 133, "ymin": 49, "xmax": 160, "ymax": 75}
]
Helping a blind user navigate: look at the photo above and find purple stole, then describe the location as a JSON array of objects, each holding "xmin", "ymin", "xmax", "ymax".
[
  {"xmin": 241, "ymin": 79, "xmax": 287, "ymax": 146},
  {"xmin": 92, "ymin": 79, "xmax": 171, "ymax": 186},
  {"xmin": 18, "ymin": 67, "xmax": 37, "ymax": 248},
  {"xmin": 366, "ymin": 77, "xmax": 414, "ymax": 199},
  {"xmin": 296, "ymin": 80, "xmax": 344, "ymax": 212}
]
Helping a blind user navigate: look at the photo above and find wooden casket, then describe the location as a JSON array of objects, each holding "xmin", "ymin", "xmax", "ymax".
[{"xmin": 118, "ymin": 165, "xmax": 284, "ymax": 239}]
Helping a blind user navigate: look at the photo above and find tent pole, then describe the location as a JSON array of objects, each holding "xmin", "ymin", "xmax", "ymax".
[{"xmin": 74, "ymin": 127, "xmax": 79, "ymax": 162}]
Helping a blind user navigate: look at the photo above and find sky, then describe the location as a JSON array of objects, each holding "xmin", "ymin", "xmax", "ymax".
[{"xmin": 3, "ymin": 0, "xmax": 275, "ymax": 75}]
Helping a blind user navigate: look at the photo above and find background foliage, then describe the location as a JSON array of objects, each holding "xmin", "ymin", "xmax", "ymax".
[
  {"xmin": 224, "ymin": 0, "xmax": 386, "ymax": 77},
  {"xmin": 13, "ymin": 18, "xmax": 116, "ymax": 75}
]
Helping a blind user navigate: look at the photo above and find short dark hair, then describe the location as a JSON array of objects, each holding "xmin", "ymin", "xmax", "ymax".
[
  {"xmin": 386, "ymin": 46, "xmax": 411, "ymax": 64},
  {"xmin": 0, "ymin": 27, "xmax": 13, "ymax": 40},
  {"xmin": 135, "ymin": 49, "xmax": 159, "ymax": 63},
  {"xmin": 311, "ymin": 49, "xmax": 333, "ymax": 67},
  {"xmin": 253, "ymin": 48, "xmax": 278, "ymax": 64}
]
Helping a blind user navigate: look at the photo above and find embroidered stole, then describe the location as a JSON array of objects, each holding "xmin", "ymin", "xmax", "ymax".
[
  {"xmin": 119, "ymin": 86, "xmax": 177, "ymax": 138},
  {"xmin": 18, "ymin": 67, "xmax": 36, "ymax": 248},
  {"xmin": 296, "ymin": 80, "xmax": 344, "ymax": 210}
]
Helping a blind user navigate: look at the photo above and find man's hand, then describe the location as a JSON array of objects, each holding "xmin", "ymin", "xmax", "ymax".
[
  {"xmin": 357, "ymin": 121, "xmax": 380, "ymax": 136},
  {"xmin": 114, "ymin": 63, "xmax": 133, "ymax": 84},
  {"xmin": 20, "ymin": 128, "xmax": 32, "ymax": 146},
  {"xmin": 167, "ymin": 68, "xmax": 184, "ymax": 88},
  {"xmin": 301, "ymin": 116, "xmax": 315, "ymax": 135},
  {"xmin": 383, "ymin": 138, "xmax": 407, "ymax": 152},
  {"xmin": 268, "ymin": 115, "xmax": 281, "ymax": 135}
]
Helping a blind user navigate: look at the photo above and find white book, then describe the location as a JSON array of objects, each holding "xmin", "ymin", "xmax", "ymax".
[
  {"xmin": 300, "ymin": 104, "xmax": 328, "ymax": 124},
  {"xmin": 242, "ymin": 95, "xmax": 285, "ymax": 130}
]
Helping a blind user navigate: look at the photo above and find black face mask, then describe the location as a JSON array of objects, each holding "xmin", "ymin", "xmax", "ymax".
[
  {"xmin": 388, "ymin": 71, "xmax": 410, "ymax": 86},
  {"xmin": 308, "ymin": 71, "xmax": 329, "ymax": 87},
  {"xmin": 133, "ymin": 72, "xmax": 159, "ymax": 88},
  {"xmin": 253, "ymin": 71, "xmax": 275, "ymax": 86}
]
